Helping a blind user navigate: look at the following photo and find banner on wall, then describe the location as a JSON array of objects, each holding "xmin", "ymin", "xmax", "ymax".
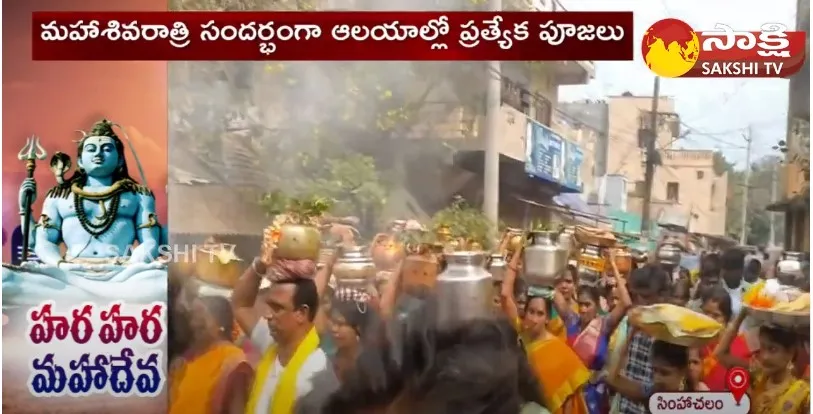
[
  {"xmin": 524, "ymin": 119, "xmax": 564, "ymax": 184},
  {"xmin": 563, "ymin": 140, "xmax": 584, "ymax": 192}
]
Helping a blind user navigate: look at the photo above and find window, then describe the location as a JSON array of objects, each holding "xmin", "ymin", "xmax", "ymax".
[
  {"xmin": 666, "ymin": 182, "xmax": 679, "ymax": 202},
  {"xmin": 501, "ymin": 79, "xmax": 524, "ymax": 114},
  {"xmin": 633, "ymin": 180, "xmax": 646, "ymax": 196},
  {"xmin": 533, "ymin": 97, "xmax": 552, "ymax": 126},
  {"xmin": 710, "ymin": 183, "xmax": 716, "ymax": 211},
  {"xmin": 696, "ymin": 170, "xmax": 705, "ymax": 179}
]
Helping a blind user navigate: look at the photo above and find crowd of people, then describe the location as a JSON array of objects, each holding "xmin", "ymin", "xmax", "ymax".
[{"xmin": 167, "ymin": 238, "xmax": 811, "ymax": 414}]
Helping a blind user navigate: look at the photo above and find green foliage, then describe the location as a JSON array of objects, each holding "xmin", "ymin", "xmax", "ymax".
[
  {"xmin": 431, "ymin": 196, "xmax": 495, "ymax": 250},
  {"xmin": 300, "ymin": 154, "xmax": 389, "ymax": 220},
  {"xmin": 721, "ymin": 153, "xmax": 785, "ymax": 245},
  {"xmin": 170, "ymin": 0, "xmax": 492, "ymax": 233},
  {"xmin": 774, "ymin": 135, "xmax": 810, "ymax": 188}
]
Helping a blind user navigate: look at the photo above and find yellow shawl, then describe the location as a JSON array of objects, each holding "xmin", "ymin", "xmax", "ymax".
[{"xmin": 246, "ymin": 327, "xmax": 320, "ymax": 414}]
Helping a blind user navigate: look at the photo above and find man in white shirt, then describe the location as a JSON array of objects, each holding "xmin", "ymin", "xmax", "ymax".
[
  {"xmin": 720, "ymin": 249, "xmax": 751, "ymax": 315},
  {"xmin": 232, "ymin": 257, "xmax": 334, "ymax": 414}
]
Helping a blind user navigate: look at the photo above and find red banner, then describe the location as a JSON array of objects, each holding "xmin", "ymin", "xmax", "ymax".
[{"xmin": 32, "ymin": 11, "xmax": 633, "ymax": 61}]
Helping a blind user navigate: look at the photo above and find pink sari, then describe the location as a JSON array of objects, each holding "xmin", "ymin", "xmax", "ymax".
[{"xmin": 569, "ymin": 318, "xmax": 604, "ymax": 368}]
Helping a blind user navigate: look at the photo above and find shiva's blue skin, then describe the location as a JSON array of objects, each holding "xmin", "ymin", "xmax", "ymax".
[{"xmin": 3, "ymin": 135, "xmax": 166, "ymax": 306}]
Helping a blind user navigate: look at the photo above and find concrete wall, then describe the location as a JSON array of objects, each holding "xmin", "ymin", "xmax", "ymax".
[
  {"xmin": 604, "ymin": 95, "xmax": 728, "ymax": 236},
  {"xmin": 651, "ymin": 150, "xmax": 729, "ymax": 235}
]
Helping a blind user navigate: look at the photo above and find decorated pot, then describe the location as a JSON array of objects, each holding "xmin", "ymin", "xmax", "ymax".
[
  {"xmin": 274, "ymin": 224, "xmax": 321, "ymax": 260},
  {"xmin": 370, "ymin": 233, "xmax": 404, "ymax": 271},
  {"xmin": 333, "ymin": 246, "xmax": 376, "ymax": 288},
  {"xmin": 195, "ymin": 243, "xmax": 244, "ymax": 288},
  {"xmin": 403, "ymin": 244, "xmax": 441, "ymax": 289}
]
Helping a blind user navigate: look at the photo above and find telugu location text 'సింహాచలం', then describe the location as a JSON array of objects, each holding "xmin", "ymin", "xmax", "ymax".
[{"xmin": 22, "ymin": 302, "xmax": 166, "ymax": 397}]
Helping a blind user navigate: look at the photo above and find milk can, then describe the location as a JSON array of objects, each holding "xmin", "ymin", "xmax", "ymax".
[
  {"xmin": 332, "ymin": 246, "xmax": 376, "ymax": 289},
  {"xmin": 777, "ymin": 251, "xmax": 806, "ymax": 284},
  {"xmin": 488, "ymin": 253, "xmax": 508, "ymax": 282},
  {"xmin": 436, "ymin": 251, "xmax": 493, "ymax": 325},
  {"xmin": 523, "ymin": 231, "xmax": 567, "ymax": 287},
  {"xmin": 657, "ymin": 243, "xmax": 682, "ymax": 266}
]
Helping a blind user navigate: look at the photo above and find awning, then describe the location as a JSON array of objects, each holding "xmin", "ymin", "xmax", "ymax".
[
  {"xmin": 168, "ymin": 183, "xmax": 268, "ymax": 236},
  {"xmin": 552, "ymin": 193, "xmax": 612, "ymax": 224},
  {"xmin": 454, "ymin": 150, "xmax": 573, "ymax": 192},
  {"xmin": 515, "ymin": 194, "xmax": 611, "ymax": 225},
  {"xmin": 766, "ymin": 193, "xmax": 809, "ymax": 212}
]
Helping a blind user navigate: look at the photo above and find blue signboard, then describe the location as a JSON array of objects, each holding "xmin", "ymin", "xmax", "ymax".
[
  {"xmin": 563, "ymin": 140, "xmax": 584, "ymax": 192},
  {"xmin": 524, "ymin": 119, "xmax": 563, "ymax": 184}
]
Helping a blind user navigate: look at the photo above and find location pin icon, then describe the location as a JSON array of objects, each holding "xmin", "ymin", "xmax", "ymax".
[{"xmin": 726, "ymin": 367, "xmax": 750, "ymax": 405}]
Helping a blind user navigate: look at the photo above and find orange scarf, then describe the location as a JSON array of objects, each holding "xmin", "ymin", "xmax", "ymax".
[{"xmin": 170, "ymin": 342, "xmax": 249, "ymax": 414}]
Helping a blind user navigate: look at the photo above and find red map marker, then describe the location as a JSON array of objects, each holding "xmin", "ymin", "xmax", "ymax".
[{"xmin": 726, "ymin": 367, "xmax": 750, "ymax": 405}]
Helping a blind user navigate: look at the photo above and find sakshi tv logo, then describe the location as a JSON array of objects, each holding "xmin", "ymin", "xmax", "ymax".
[{"xmin": 642, "ymin": 18, "xmax": 806, "ymax": 78}]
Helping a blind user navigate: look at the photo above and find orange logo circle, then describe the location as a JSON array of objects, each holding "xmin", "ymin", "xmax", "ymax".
[{"xmin": 642, "ymin": 18, "xmax": 701, "ymax": 78}]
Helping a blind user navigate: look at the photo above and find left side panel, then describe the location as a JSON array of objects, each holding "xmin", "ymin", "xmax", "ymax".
[{"xmin": 2, "ymin": 0, "xmax": 169, "ymax": 412}]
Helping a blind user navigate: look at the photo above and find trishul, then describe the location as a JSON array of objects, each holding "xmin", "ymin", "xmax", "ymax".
[{"xmin": 17, "ymin": 136, "xmax": 47, "ymax": 262}]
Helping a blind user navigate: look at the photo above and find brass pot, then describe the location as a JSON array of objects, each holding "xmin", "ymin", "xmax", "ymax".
[
  {"xmin": 333, "ymin": 246, "xmax": 377, "ymax": 288},
  {"xmin": 194, "ymin": 243, "xmax": 244, "ymax": 288},
  {"xmin": 170, "ymin": 258, "xmax": 197, "ymax": 278},
  {"xmin": 403, "ymin": 252, "xmax": 440, "ymax": 289},
  {"xmin": 370, "ymin": 233, "xmax": 404, "ymax": 271},
  {"xmin": 504, "ymin": 229, "xmax": 524, "ymax": 254},
  {"xmin": 436, "ymin": 225, "xmax": 452, "ymax": 241},
  {"xmin": 468, "ymin": 241, "xmax": 484, "ymax": 251},
  {"xmin": 612, "ymin": 248, "xmax": 632, "ymax": 274},
  {"xmin": 275, "ymin": 224, "xmax": 321, "ymax": 260}
]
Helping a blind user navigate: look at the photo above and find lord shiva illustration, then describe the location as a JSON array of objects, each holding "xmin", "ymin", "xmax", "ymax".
[{"xmin": 2, "ymin": 119, "xmax": 167, "ymax": 306}]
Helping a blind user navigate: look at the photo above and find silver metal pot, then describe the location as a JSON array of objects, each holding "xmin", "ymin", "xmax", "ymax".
[
  {"xmin": 523, "ymin": 231, "xmax": 567, "ymax": 287},
  {"xmin": 657, "ymin": 243, "xmax": 682, "ymax": 266},
  {"xmin": 436, "ymin": 251, "xmax": 493, "ymax": 325},
  {"xmin": 488, "ymin": 253, "xmax": 507, "ymax": 282}
]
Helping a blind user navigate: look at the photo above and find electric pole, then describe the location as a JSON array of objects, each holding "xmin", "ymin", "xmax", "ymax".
[
  {"xmin": 640, "ymin": 76, "xmax": 660, "ymax": 238},
  {"xmin": 769, "ymin": 162, "xmax": 778, "ymax": 246},
  {"xmin": 482, "ymin": 0, "xmax": 502, "ymax": 229},
  {"xmin": 739, "ymin": 126, "xmax": 753, "ymax": 245}
]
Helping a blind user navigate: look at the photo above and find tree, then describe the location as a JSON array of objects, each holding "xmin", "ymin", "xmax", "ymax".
[
  {"xmin": 722, "ymin": 153, "xmax": 785, "ymax": 245},
  {"xmin": 169, "ymin": 0, "xmax": 496, "ymax": 229}
]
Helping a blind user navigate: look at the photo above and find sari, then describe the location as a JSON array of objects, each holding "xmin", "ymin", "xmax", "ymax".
[
  {"xmin": 548, "ymin": 301, "xmax": 579, "ymax": 341},
  {"xmin": 526, "ymin": 336, "xmax": 590, "ymax": 414},
  {"xmin": 566, "ymin": 315, "xmax": 610, "ymax": 414},
  {"xmin": 701, "ymin": 335, "xmax": 752, "ymax": 391},
  {"xmin": 752, "ymin": 375, "xmax": 810, "ymax": 413},
  {"xmin": 170, "ymin": 342, "xmax": 252, "ymax": 414}
]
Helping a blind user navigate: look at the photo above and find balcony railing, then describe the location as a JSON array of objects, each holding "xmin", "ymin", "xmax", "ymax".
[{"xmin": 501, "ymin": 78, "xmax": 553, "ymax": 126}]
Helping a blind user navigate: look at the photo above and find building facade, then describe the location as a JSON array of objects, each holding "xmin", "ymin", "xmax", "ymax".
[
  {"xmin": 771, "ymin": 0, "xmax": 810, "ymax": 251},
  {"xmin": 568, "ymin": 93, "xmax": 729, "ymax": 236}
]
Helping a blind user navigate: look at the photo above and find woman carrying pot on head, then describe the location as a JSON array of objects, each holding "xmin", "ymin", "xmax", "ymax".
[
  {"xmin": 551, "ymin": 248, "xmax": 632, "ymax": 414},
  {"xmin": 714, "ymin": 309, "xmax": 810, "ymax": 413},
  {"xmin": 168, "ymin": 274, "xmax": 254, "ymax": 414},
  {"xmin": 547, "ymin": 264, "xmax": 580, "ymax": 341},
  {"xmin": 328, "ymin": 286, "xmax": 382, "ymax": 382},
  {"xmin": 502, "ymin": 246, "xmax": 591, "ymax": 414}
]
